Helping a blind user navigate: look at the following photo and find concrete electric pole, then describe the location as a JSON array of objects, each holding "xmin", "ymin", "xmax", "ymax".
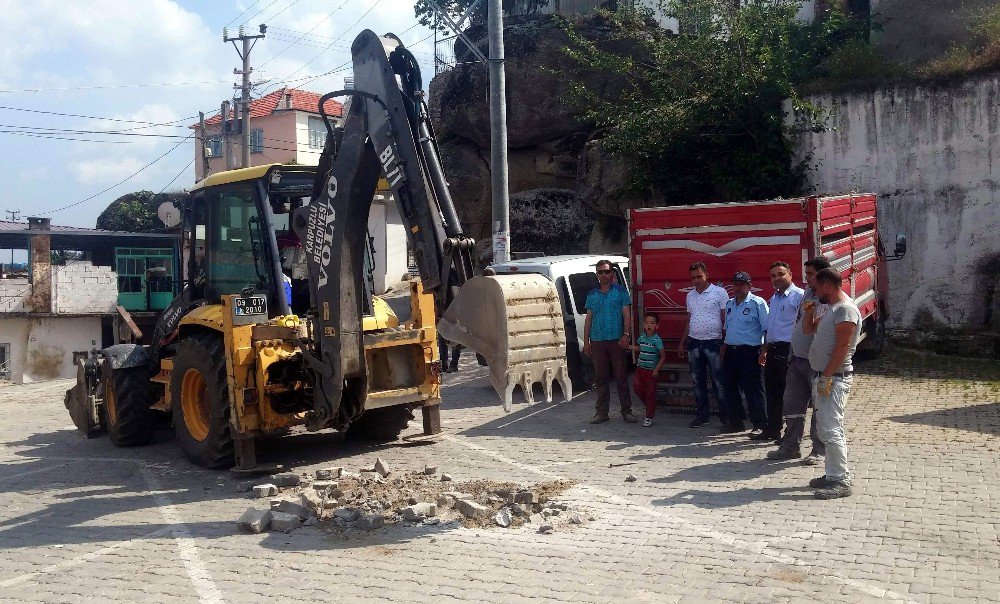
[
  {"xmin": 423, "ymin": 0, "xmax": 510, "ymax": 263},
  {"xmin": 223, "ymin": 24, "xmax": 266, "ymax": 169},
  {"xmin": 486, "ymin": 0, "xmax": 510, "ymax": 263}
]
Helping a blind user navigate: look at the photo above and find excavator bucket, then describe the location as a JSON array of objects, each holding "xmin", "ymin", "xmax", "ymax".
[{"xmin": 438, "ymin": 274, "xmax": 573, "ymax": 411}]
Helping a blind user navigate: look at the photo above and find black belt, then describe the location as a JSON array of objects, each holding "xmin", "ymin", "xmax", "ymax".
[
  {"xmin": 813, "ymin": 371, "xmax": 853, "ymax": 378},
  {"xmin": 727, "ymin": 344, "xmax": 759, "ymax": 349},
  {"xmin": 768, "ymin": 341, "xmax": 791, "ymax": 348}
]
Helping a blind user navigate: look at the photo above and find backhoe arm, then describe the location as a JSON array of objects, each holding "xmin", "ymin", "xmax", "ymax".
[{"xmin": 291, "ymin": 30, "xmax": 474, "ymax": 429}]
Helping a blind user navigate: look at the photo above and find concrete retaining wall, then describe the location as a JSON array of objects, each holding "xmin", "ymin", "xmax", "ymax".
[{"xmin": 788, "ymin": 74, "xmax": 1000, "ymax": 330}]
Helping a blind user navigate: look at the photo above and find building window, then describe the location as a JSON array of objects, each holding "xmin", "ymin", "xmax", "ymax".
[
  {"xmin": 308, "ymin": 116, "xmax": 327, "ymax": 149},
  {"xmin": 250, "ymin": 128, "xmax": 264, "ymax": 155},
  {"xmin": 206, "ymin": 135, "xmax": 223, "ymax": 158}
]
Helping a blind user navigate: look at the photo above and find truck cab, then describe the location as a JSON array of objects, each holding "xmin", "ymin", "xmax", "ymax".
[{"xmin": 489, "ymin": 255, "xmax": 630, "ymax": 388}]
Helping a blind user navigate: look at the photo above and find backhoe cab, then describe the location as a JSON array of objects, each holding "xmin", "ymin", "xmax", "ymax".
[{"xmin": 66, "ymin": 30, "xmax": 571, "ymax": 470}]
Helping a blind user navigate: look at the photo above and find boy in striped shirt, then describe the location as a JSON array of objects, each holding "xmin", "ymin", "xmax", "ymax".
[{"xmin": 632, "ymin": 311, "xmax": 667, "ymax": 427}]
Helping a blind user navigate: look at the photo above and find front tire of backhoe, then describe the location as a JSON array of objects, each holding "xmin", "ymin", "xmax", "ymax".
[
  {"xmin": 346, "ymin": 406, "xmax": 413, "ymax": 443},
  {"xmin": 170, "ymin": 333, "xmax": 234, "ymax": 468},
  {"xmin": 103, "ymin": 366, "xmax": 154, "ymax": 447}
]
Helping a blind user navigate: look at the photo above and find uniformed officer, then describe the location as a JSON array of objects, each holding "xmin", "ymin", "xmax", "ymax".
[{"xmin": 721, "ymin": 271, "xmax": 770, "ymax": 436}]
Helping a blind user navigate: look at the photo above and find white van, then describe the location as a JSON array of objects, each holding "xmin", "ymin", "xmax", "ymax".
[{"xmin": 488, "ymin": 255, "xmax": 630, "ymax": 389}]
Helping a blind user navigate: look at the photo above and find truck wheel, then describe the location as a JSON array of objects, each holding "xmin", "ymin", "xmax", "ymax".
[
  {"xmin": 103, "ymin": 366, "xmax": 154, "ymax": 447},
  {"xmin": 857, "ymin": 315, "xmax": 886, "ymax": 360},
  {"xmin": 346, "ymin": 406, "xmax": 413, "ymax": 443},
  {"xmin": 170, "ymin": 332, "xmax": 234, "ymax": 468}
]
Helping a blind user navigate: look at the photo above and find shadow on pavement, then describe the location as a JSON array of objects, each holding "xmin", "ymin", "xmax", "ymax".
[
  {"xmin": 887, "ymin": 402, "xmax": 1000, "ymax": 436},
  {"xmin": 0, "ymin": 426, "xmax": 464, "ymax": 554}
]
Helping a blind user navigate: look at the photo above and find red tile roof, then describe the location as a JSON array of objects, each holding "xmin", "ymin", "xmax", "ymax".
[{"xmin": 198, "ymin": 87, "xmax": 343, "ymax": 127}]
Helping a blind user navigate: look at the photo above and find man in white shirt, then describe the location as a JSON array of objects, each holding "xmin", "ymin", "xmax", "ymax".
[
  {"xmin": 679, "ymin": 262, "xmax": 729, "ymax": 428},
  {"xmin": 759, "ymin": 261, "xmax": 804, "ymax": 444}
]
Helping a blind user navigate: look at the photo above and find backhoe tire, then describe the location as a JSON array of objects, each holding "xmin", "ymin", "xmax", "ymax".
[
  {"xmin": 346, "ymin": 406, "xmax": 413, "ymax": 443},
  {"xmin": 171, "ymin": 332, "xmax": 234, "ymax": 468},
  {"xmin": 103, "ymin": 366, "xmax": 154, "ymax": 447}
]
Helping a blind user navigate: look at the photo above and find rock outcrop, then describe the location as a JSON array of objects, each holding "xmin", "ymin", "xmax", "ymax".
[{"xmin": 429, "ymin": 15, "xmax": 651, "ymax": 260}]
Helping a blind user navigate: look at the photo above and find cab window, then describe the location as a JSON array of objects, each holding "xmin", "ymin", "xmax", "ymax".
[{"xmin": 208, "ymin": 184, "xmax": 272, "ymax": 297}]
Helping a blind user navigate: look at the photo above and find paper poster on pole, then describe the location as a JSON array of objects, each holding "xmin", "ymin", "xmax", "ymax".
[{"xmin": 492, "ymin": 232, "xmax": 508, "ymax": 263}]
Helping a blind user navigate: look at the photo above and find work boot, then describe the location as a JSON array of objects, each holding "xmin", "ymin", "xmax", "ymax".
[
  {"xmin": 448, "ymin": 362, "xmax": 459, "ymax": 373},
  {"xmin": 589, "ymin": 413, "xmax": 610, "ymax": 424},
  {"xmin": 689, "ymin": 417, "xmax": 710, "ymax": 428},
  {"xmin": 621, "ymin": 411, "xmax": 638, "ymax": 423},
  {"xmin": 814, "ymin": 482, "xmax": 853, "ymax": 500},
  {"xmin": 720, "ymin": 422, "xmax": 746, "ymax": 434},
  {"xmin": 801, "ymin": 450, "xmax": 824, "ymax": 466},
  {"xmin": 766, "ymin": 447, "xmax": 801, "ymax": 461},
  {"xmin": 808, "ymin": 475, "xmax": 832, "ymax": 488}
]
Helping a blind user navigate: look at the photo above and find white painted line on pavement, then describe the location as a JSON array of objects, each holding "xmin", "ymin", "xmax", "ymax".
[
  {"xmin": 0, "ymin": 527, "xmax": 173, "ymax": 588},
  {"xmin": 140, "ymin": 466, "xmax": 225, "ymax": 604},
  {"xmin": 2, "ymin": 462, "xmax": 70, "ymax": 482},
  {"xmin": 442, "ymin": 433, "xmax": 918, "ymax": 604},
  {"xmin": 494, "ymin": 403, "xmax": 558, "ymax": 429}
]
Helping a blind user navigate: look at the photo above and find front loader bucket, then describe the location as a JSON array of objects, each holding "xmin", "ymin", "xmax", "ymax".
[{"xmin": 438, "ymin": 274, "xmax": 573, "ymax": 411}]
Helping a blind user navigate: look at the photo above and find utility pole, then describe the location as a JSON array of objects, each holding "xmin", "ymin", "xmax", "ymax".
[
  {"xmin": 221, "ymin": 100, "xmax": 234, "ymax": 171},
  {"xmin": 224, "ymin": 24, "xmax": 267, "ymax": 169},
  {"xmin": 487, "ymin": 0, "xmax": 510, "ymax": 262},
  {"xmin": 198, "ymin": 111, "xmax": 210, "ymax": 180},
  {"xmin": 4, "ymin": 210, "xmax": 20, "ymax": 272}
]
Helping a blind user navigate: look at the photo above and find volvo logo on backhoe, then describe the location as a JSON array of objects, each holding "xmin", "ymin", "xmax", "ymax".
[
  {"xmin": 306, "ymin": 201, "xmax": 337, "ymax": 288},
  {"xmin": 380, "ymin": 144, "xmax": 403, "ymax": 187}
]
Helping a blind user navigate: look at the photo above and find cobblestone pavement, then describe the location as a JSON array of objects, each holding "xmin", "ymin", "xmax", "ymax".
[{"xmin": 0, "ymin": 348, "xmax": 997, "ymax": 603}]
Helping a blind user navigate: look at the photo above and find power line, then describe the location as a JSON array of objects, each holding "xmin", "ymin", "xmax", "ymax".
[
  {"xmin": 225, "ymin": 0, "xmax": 263, "ymax": 28},
  {"xmin": 271, "ymin": 0, "xmax": 386, "ymax": 86},
  {"xmin": 241, "ymin": 0, "xmax": 282, "ymax": 27},
  {"xmin": 0, "ymin": 105, "xmax": 199, "ymax": 129},
  {"xmin": 45, "ymin": 133, "xmax": 195, "ymax": 215},
  {"xmin": 260, "ymin": 0, "xmax": 306, "ymax": 24},
  {"xmin": 258, "ymin": 0, "xmax": 353, "ymax": 69},
  {"xmin": 0, "ymin": 80, "xmax": 230, "ymax": 94}
]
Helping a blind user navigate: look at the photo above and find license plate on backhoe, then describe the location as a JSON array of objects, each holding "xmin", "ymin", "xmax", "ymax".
[{"xmin": 234, "ymin": 296, "xmax": 267, "ymax": 316}]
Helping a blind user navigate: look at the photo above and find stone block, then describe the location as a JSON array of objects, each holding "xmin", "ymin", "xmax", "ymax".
[
  {"xmin": 373, "ymin": 457, "xmax": 390, "ymax": 477},
  {"xmin": 513, "ymin": 490, "xmax": 538, "ymax": 504},
  {"xmin": 494, "ymin": 507, "xmax": 513, "ymax": 527},
  {"xmin": 315, "ymin": 467, "xmax": 343, "ymax": 480},
  {"xmin": 236, "ymin": 507, "xmax": 272, "ymax": 534},
  {"xmin": 456, "ymin": 499, "xmax": 489, "ymax": 519},
  {"xmin": 401, "ymin": 502, "xmax": 437, "ymax": 521},
  {"xmin": 252, "ymin": 484, "xmax": 278, "ymax": 497},
  {"xmin": 272, "ymin": 499, "xmax": 312, "ymax": 520},
  {"xmin": 354, "ymin": 514, "xmax": 385, "ymax": 531},
  {"xmin": 271, "ymin": 472, "xmax": 300, "ymax": 487},
  {"xmin": 270, "ymin": 511, "xmax": 302, "ymax": 533}
]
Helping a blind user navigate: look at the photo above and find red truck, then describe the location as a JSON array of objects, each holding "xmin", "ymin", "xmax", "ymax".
[{"xmin": 627, "ymin": 193, "xmax": 905, "ymax": 409}]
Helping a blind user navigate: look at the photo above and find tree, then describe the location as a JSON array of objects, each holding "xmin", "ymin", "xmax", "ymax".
[
  {"xmin": 96, "ymin": 190, "xmax": 180, "ymax": 232},
  {"xmin": 414, "ymin": 0, "xmax": 549, "ymax": 32},
  {"xmin": 564, "ymin": 0, "xmax": 843, "ymax": 203}
]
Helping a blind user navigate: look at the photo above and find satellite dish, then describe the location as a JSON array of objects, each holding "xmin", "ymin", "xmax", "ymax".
[{"xmin": 157, "ymin": 201, "xmax": 181, "ymax": 228}]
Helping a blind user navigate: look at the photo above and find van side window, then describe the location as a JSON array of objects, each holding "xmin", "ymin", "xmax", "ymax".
[{"xmin": 568, "ymin": 273, "xmax": 599, "ymax": 315}]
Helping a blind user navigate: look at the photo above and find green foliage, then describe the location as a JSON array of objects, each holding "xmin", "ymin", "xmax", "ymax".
[
  {"xmin": 96, "ymin": 190, "xmax": 165, "ymax": 232},
  {"xmin": 414, "ymin": 0, "xmax": 549, "ymax": 32},
  {"xmin": 564, "ymin": 0, "xmax": 844, "ymax": 203}
]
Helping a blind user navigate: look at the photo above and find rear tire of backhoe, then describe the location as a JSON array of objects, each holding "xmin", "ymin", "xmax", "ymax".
[
  {"xmin": 103, "ymin": 365, "xmax": 154, "ymax": 447},
  {"xmin": 346, "ymin": 406, "xmax": 413, "ymax": 443},
  {"xmin": 170, "ymin": 332, "xmax": 234, "ymax": 469}
]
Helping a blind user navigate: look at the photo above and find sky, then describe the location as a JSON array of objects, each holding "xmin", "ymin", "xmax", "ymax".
[{"xmin": 0, "ymin": 0, "xmax": 441, "ymax": 244}]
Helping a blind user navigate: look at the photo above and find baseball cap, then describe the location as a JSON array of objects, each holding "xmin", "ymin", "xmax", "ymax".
[{"xmin": 733, "ymin": 271, "xmax": 752, "ymax": 283}]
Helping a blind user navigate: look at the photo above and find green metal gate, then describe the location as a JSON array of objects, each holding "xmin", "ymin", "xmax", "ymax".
[{"xmin": 115, "ymin": 247, "xmax": 176, "ymax": 311}]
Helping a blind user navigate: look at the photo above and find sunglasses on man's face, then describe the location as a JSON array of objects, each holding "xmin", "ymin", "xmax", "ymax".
[{"xmin": 596, "ymin": 269, "xmax": 612, "ymax": 275}]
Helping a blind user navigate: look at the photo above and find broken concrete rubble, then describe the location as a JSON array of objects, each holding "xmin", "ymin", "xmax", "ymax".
[
  {"xmin": 625, "ymin": 474, "xmax": 637, "ymax": 482},
  {"xmin": 423, "ymin": 465, "xmax": 437, "ymax": 475},
  {"xmin": 373, "ymin": 457, "xmax": 390, "ymax": 478},
  {"xmin": 440, "ymin": 473, "xmax": 453, "ymax": 482},
  {"xmin": 333, "ymin": 508, "xmax": 361, "ymax": 523},
  {"xmin": 494, "ymin": 507, "xmax": 513, "ymax": 528},
  {"xmin": 354, "ymin": 514, "xmax": 385, "ymax": 531},
  {"xmin": 513, "ymin": 491, "xmax": 538, "ymax": 504},
  {"xmin": 538, "ymin": 524, "xmax": 555, "ymax": 534},
  {"xmin": 237, "ymin": 507, "xmax": 272, "ymax": 534}
]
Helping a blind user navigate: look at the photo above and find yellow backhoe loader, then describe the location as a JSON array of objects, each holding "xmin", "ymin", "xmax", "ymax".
[{"xmin": 65, "ymin": 30, "xmax": 572, "ymax": 471}]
